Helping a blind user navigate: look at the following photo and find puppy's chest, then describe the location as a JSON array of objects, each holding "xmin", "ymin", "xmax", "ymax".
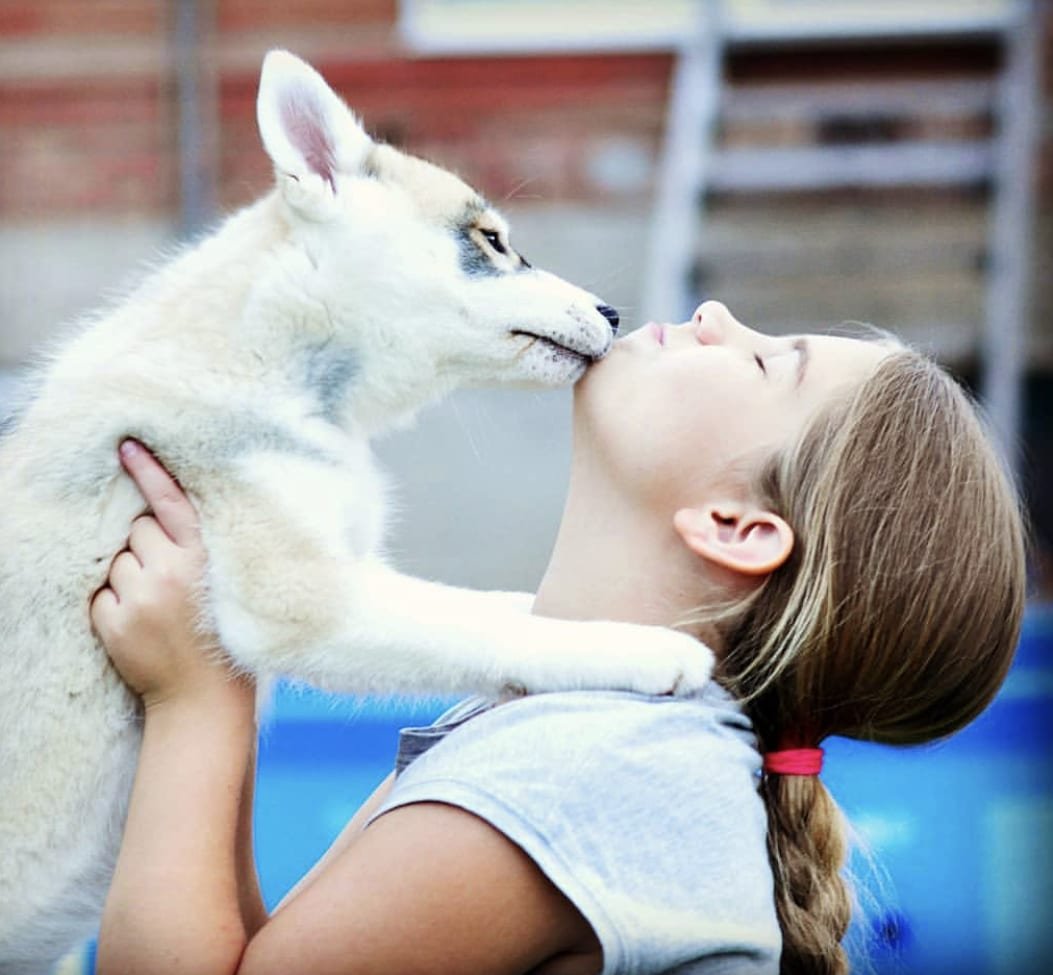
[{"xmin": 232, "ymin": 421, "xmax": 391, "ymax": 560}]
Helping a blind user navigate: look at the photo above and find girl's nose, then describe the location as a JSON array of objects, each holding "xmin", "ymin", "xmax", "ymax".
[
  {"xmin": 692, "ymin": 301, "xmax": 733, "ymax": 345},
  {"xmin": 692, "ymin": 301, "xmax": 769, "ymax": 354}
]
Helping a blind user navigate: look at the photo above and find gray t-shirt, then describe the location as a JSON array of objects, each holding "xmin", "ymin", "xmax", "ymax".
[{"xmin": 369, "ymin": 685, "xmax": 781, "ymax": 975}]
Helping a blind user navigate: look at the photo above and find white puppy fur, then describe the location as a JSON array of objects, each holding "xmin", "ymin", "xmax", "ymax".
[{"xmin": 0, "ymin": 51, "xmax": 712, "ymax": 972}]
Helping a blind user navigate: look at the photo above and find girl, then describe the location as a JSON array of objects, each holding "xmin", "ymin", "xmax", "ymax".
[{"xmin": 90, "ymin": 301, "xmax": 1026, "ymax": 975}]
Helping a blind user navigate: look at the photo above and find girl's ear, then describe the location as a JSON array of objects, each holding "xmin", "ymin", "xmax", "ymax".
[
  {"xmin": 673, "ymin": 502, "xmax": 794, "ymax": 578},
  {"xmin": 256, "ymin": 50, "xmax": 373, "ymax": 217}
]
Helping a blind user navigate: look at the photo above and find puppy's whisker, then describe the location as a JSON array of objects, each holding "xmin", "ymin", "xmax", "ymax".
[
  {"xmin": 451, "ymin": 397, "xmax": 484, "ymax": 464},
  {"xmin": 502, "ymin": 176, "xmax": 543, "ymax": 202}
]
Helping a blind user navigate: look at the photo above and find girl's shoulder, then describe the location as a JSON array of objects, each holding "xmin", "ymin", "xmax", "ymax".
[
  {"xmin": 372, "ymin": 683, "xmax": 779, "ymax": 974},
  {"xmin": 396, "ymin": 682, "xmax": 760, "ymax": 783}
]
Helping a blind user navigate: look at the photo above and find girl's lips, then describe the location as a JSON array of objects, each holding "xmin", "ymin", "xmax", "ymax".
[{"xmin": 647, "ymin": 322, "xmax": 666, "ymax": 346}]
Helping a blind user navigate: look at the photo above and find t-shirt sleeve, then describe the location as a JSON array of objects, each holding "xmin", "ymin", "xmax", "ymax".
[{"xmin": 367, "ymin": 690, "xmax": 781, "ymax": 975}]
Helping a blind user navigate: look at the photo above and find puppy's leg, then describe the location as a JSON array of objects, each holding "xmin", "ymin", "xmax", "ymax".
[
  {"xmin": 213, "ymin": 556, "xmax": 711, "ymax": 697},
  {"xmin": 200, "ymin": 459, "xmax": 712, "ymax": 697}
]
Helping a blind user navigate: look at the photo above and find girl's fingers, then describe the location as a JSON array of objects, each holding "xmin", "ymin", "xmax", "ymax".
[
  {"xmin": 128, "ymin": 514, "xmax": 177, "ymax": 565},
  {"xmin": 88, "ymin": 585, "xmax": 117, "ymax": 614},
  {"xmin": 107, "ymin": 549, "xmax": 143, "ymax": 596},
  {"xmin": 89, "ymin": 586, "xmax": 119, "ymax": 635},
  {"xmin": 118, "ymin": 440, "xmax": 199, "ymax": 548}
]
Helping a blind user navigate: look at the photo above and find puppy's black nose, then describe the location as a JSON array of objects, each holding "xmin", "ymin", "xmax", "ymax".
[{"xmin": 596, "ymin": 304, "xmax": 620, "ymax": 334}]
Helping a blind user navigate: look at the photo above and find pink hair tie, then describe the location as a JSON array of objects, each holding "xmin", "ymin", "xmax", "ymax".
[{"xmin": 762, "ymin": 747, "xmax": 824, "ymax": 776}]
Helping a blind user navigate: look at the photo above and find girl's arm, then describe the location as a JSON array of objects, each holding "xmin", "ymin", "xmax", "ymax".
[
  {"xmin": 97, "ymin": 674, "xmax": 256, "ymax": 973},
  {"xmin": 93, "ymin": 442, "xmax": 600, "ymax": 975},
  {"xmin": 92, "ymin": 441, "xmax": 260, "ymax": 972}
]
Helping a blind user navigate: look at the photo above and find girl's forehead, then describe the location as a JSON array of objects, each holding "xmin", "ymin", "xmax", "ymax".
[{"xmin": 800, "ymin": 333, "xmax": 891, "ymax": 379}]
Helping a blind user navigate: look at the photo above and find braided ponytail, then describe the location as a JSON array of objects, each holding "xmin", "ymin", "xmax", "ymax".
[{"xmin": 761, "ymin": 774, "xmax": 852, "ymax": 975}]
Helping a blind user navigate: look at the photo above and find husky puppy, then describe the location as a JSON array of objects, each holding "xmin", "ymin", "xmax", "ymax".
[{"xmin": 0, "ymin": 51, "xmax": 712, "ymax": 971}]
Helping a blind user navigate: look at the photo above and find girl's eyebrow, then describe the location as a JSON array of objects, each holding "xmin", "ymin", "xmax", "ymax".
[{"xmin": 793, "ymin": 337, "xmax": 810, "ymax": 388}]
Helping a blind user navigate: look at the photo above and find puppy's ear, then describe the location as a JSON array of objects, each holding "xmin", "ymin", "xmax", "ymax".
[{"xmin": 256, "ymin": 49, "xmax": 373, "ymax": 216}]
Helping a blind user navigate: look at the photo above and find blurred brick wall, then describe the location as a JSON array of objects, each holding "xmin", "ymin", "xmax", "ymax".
[
  {"xmin": 0, "ymin": 0, "xmax": 671, "ymax": 221},
  {"xmin": 2, "ymin": 2, "xmax": 1048, "ymax": 221},
  {"xmin": 217, "ymin": 0, "xmax": 396, "ymax": 31},
  {"xmin": 218, "ymin": 53, "xmax": 670, "ymax": 210},
  {"xmin": 0, "ymin": 0, "xmax": 162, "ymax": 34},
  {"xmin": 0, "ymin": 1, "xmax": 169, "ymax": 216},
  {"xmin": 0, "ymin": 1, "xmax": 393, "ymax": 219}
]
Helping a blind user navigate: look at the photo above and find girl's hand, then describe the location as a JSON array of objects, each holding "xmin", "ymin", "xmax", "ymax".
[{"xmin": 90, "ymin": 440, "xmax": 243, "ymax": 710}]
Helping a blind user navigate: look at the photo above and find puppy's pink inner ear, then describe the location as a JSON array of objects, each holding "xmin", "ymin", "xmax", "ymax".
[{"xmin": 280, "ymin": 86, "xmax": 336, "ymax": 192}]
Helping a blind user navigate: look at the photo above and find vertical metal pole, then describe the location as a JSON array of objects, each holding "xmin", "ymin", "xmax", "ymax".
[
  {"xmin": 173, "ymin": 0, "xmax": 218, "ymax": 238},
  {"xmin": 641, "ymin": 0, "xmax": 724, "ymax": 325},
  {"xmin": 981, "ymin": 0, "xmax": 1040, "ymax": 478}
]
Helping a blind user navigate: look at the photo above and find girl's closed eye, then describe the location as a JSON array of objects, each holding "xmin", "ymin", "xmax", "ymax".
[{"xmin": 754, "ymin": 354, "xmax": 766, "ymax": 375}]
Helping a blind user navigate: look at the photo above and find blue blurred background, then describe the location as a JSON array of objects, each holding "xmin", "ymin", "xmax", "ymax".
[{"xmin": 2, "ymin": 2, "xmax": 1049, "ymax": 973}]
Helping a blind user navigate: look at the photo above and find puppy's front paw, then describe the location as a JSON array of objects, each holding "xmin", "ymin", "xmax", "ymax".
[
  {"xmin": 495, "ymin": 617, "xmax": 715, "ymax": 696},
  {"xmin": 636, "ymin": 626, "xmax": 715, "ymax": 696},
  {"xmin": 495, "ymin": 590, "xmax": 536, "ymax": 615},
  {"xmin": 573, "ymin": 622, "xmax": 714, "ymax": 696}
]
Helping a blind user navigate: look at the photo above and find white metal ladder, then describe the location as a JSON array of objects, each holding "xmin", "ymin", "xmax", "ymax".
[{"xmin": 642, "ymin": 0, "xmax": 1042, "ymax": 474}]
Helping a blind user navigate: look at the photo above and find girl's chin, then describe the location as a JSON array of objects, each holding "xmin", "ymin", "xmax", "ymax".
[
  {"xmin": 574, "ymin": 333, "xmax": 647, "ymax": 407},
  {"xmin": 574, "ymin": 355, "xmax": 613, "ymax": 400}
]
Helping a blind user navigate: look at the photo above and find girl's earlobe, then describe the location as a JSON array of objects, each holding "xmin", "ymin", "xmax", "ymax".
[{"xmin": 674, "ymin": 503, "xmax": 794, "ymax": 577}]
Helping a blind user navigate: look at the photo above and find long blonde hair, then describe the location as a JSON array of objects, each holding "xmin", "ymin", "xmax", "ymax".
[{"xmin": 714, "ymin": 348, "xmax": 1027, "ymax": 975}]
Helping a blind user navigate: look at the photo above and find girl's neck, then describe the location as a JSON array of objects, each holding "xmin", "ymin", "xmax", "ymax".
[{"xmin": 533, "ymin": 468, "xmax": 709, "ymax": 637}]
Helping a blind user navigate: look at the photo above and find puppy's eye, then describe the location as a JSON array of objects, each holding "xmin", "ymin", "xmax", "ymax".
[{"xmin": 480, "ymin": 229, "xmax": 507, "ymax": 255}]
